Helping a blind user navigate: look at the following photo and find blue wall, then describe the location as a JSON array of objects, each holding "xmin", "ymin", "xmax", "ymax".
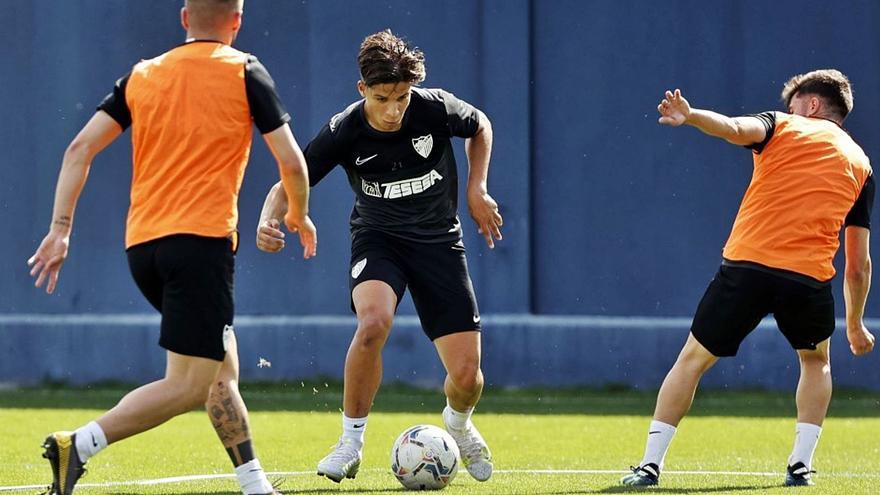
[{"xmin": 2, "ymin": 0, "xmax": 880, "ymax": 388}]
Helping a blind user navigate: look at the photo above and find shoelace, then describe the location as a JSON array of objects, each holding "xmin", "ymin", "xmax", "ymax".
[
  {"xmin": 456, "ymin": 426, "xmax": 487, "ymax": 463},
  {"xmin": 326, "ymin": 442, "xmax": 359, "ymax": 464}
]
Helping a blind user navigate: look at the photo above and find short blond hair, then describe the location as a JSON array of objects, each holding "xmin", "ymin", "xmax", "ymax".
[
  {"xmin": 184, "ymin": 0, "xmax": 243, "ymax": 31},
  {"xmin": 781, "ymin": 69, "xmax": 853, "ymax": 119}
]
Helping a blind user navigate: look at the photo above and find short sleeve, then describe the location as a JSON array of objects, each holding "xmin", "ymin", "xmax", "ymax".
[
  {"xmin": 245, "ymin": 56, "xmax": 291, "ymax": 134},
  {"xmin": 303, "ymin": 123, "xmax": 342, "ymax": 186},
  {"xmin": 744, "ymin": 111, "xmax": 776, "ymax": 154},
  {"xmin": 845, "ymin": 174, "xmax": 875, "ymax": 229},
  {"xmin": 97, "ymin": 72, "xmax": 132, "ymax": 130},
  {"xmin": 435, "ymin": 89, "xmax": 480, "ymax": 138}
]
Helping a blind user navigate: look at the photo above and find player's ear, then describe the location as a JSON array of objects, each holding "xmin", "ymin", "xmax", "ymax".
[
  {"xmin": 357, "ymin": 80, "xmax": 367, "ymax": 98},
  {"xmin": 809, "ymin": 96, "xmax": 821, "ymax": 116},
  {"xmin": 180, "ymin": 7, "xmax": 189, "ymax": 31},
  {"xmin": 231, "ymin": 11, "xmax": 242, "ymax": 32}
]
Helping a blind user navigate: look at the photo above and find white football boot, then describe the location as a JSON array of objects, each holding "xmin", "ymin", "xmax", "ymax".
[
  {"xmin": 443, "ymin": 410, "xmax": 493, "ymax": 481},
  {"xmin": 316, "ymin": 438, "xmax": 362, "ymax": 483}
]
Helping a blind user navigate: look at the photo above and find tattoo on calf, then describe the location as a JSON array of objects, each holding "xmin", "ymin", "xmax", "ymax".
[
  {"xmin": 207, "ymin": 381, "xmax": 254, "ymax": 466},
  {"xmin": 222, "ymin": 397, "xmax": 240, "ymax": 423}
]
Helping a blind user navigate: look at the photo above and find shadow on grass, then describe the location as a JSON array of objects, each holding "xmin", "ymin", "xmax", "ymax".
[
  {"xmin": 2, "ymin": 381, "xmax": 877, "ymax": 417},
  {"xmin": 593, "ymin": 483, "xmax": 779, "ymax": 493},
  {"xmin": 109, "ymin": 491, "xmax": 400, "ymax": 495}
]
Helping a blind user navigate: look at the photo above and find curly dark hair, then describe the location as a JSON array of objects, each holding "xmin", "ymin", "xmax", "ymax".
[
  {"xmin": 781, "ymin": 69, "xmax": 853, "ymax": 120},
  {"xmin": 358, "ymin": 30, "xmax": 426, "ymax": 87}
]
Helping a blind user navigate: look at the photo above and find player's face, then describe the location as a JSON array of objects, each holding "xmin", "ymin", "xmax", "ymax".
[{"xmin": 359, "ymin": 81, "xmax": 413, "ymax": 132}]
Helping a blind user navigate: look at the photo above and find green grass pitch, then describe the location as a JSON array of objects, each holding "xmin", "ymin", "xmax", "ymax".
[{"xmin": 1, "ymin": 384, "xmax": 878, "ymax": 494}]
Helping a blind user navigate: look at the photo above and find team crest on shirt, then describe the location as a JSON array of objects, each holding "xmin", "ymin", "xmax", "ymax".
[{"xmin": 412, "ymin": 134, "xmax": 433, "ymax": 158}]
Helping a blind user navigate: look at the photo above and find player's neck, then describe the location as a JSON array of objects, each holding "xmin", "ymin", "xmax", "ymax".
[{"xmin": 185, "ymin": 29, "xmax": 234, "ymax": 45}]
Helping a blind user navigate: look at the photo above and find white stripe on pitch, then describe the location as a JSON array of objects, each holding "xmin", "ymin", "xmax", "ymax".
[
  {"xmin": 1, "ymin": 467, "xmax": 877, "ymax": 491},
  {"xmin": 0, "ymin": 313, "xmax": 877, "ymax": 329}
]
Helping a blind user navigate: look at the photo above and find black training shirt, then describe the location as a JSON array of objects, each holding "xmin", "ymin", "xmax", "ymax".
[{"xmin": 304, "ymin": 87, "xmax": 481, "ymax": 243}]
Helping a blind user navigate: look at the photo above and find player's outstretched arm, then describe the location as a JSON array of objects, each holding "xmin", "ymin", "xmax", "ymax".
[
  {"xmin": 658, "ymin": 89, "xmax": 766, "ymax": 147},
  {"xmin": 843, "ymin": 226, "xmax": 875, "ymax": 355},
  {"xmin": 28, "ymin": 111, "xmax": 123, "ymax": 294},
  {"xmin": 465, "ymin": 110, "xmax": 503, "ymax": 249},
  {"xmin": 262, "ymin": 124, "xmax": 316, "ymax": 259}
]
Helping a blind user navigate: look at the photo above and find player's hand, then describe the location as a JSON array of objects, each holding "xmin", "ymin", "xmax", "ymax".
[
  {"xmin": 27, "ymin": 230, "xmax": 70, "ymax": 294},
  {"xmin": 467, "ymin": 188, "xmax": 503, "ymax": 249},
  {"xmin": 256, "ymin": 218, "xmax": 286, "ymax": 253},
  {"xmin": 847, "ymin": 323, "xmax": 875, "ymax": 356},
  {"xmin": 658, "ymin": 89, "xmax": 691, "ymax": 126},
  {"xmin": 284, "ymin": 213, "xmax": 317, "ymax": 260}
]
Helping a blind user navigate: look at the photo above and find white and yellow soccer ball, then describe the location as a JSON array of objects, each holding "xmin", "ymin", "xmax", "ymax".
[{"xmin": 390, "ymin": 424, "xmax": 460, "ymax": 490}]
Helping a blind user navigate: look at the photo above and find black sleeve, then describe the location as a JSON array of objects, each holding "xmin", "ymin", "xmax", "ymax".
[
  {"xmin": 436, "ymin": 89, "xmax": 481, "ymax": 138},
  {"xmin": 744, "ymin": 111, "xmax": 776, "ymax": 153},
  {"xmin": 303, "ymin": 123, "xmax": 341, "ymax": 187},
  {"xmin": 845, "ymin": 174, "xmax": 875, "ymax": 229},
  {"xmin": 97, "ymin": 72, "xmax": 132, "ymax": 130},
  {"xmin": 245, "ymin": 56, "xmax": 291, "ymax": 134}
]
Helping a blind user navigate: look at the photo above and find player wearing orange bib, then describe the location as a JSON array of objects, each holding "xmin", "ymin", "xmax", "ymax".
[
  {"xmin": 27, "ymin": 1, "xmax": 316, "ymax": 494},
  {"xmin": 622, "ymin": 70, "xmax": 875, "ymax": 488}
]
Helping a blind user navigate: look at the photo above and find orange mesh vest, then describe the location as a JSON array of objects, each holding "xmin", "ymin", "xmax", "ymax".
[
  {"xmin": 723, "ymin": 113, "xmax": 872, "ymax": 281},
  {"xmin": 124, "ymin": 42, "xmax": 252, "ymax": 248}
]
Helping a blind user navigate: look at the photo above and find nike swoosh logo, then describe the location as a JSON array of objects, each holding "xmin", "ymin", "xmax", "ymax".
[
  {"xmin": 648, "ymin": 431, "xmax": 661, "ymax": 435},
  {"xmin": 90, "ymin": 433, "xmax": 98, "ymax": 447},
  {"xmin": 355, "ymin": 154, "xmax": 378, "ymax": 166},
  {"xmin": 353, "ymin": 423, "xmax": 365, "ymax": 429}
]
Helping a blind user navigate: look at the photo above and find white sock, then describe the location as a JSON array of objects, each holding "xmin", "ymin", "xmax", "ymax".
[
  {"xmin": 443, "ymin": 400, "xmax": 473, "ymax": 430},
  {"xmin": 342, "ymin": 414, "xmax": 367, "ymax": 446},
  {"xmin": 789, "ymin": 422, "xmax": 822, "ymax": 469},
  {"xmin": 640, "ymin": 420, "xmax": 677, "ymax": 470},
  {"xmin": 74, "ymin": 421, "xmax": 107, "ymax": 462},
  {"xmin": 235, "ymin": 459, "xmax": 274, "ymax": 495}
]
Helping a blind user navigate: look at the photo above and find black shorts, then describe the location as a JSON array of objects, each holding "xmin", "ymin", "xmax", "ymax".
[
  {"xmin": 349, "ymin": 229, "xmax": 480, "ymax": 340},
  {"xmin": 127, "ymin": 234, "xmax": 235, "ymax": 361},
  {"xmin": 691, "ymin": 264, "xmax": 834, "ymax": 357}
]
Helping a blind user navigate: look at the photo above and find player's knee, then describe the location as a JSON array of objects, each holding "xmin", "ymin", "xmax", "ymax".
[
  {"xmin": 182, "ymin": 382, "xmax": 213, "ymax": 408},
  {"xmin": 168, "ymin": 375, "xmax": 214, "ymax": 408},
  {"xmin": 449, "ymin": 362, "xmax": 483, "ymax": 393},
  {"xmin": 798, "ymin": 350, "xmax": 831, "ymax": 371},
  {"xmin": 355, "ymin": 311, "xmax": 393, "ymax": 348}
]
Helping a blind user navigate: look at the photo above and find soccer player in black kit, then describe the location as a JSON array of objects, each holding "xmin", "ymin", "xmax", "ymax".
[{"xmin": 257, "ymin": 30, "xmax": 501, "ymax": 483}]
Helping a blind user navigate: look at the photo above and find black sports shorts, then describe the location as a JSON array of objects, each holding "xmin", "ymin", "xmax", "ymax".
[
  {"xmin": 349, "ymin": 229, "xmax": 481, "ymax": 340},
  {"xmin": 127, "ymin": 234, "xmax": 235, "ymax": 361},
  {"xmin": 691, "ymin": 263, "xmax": 834, "ymax": 357}
]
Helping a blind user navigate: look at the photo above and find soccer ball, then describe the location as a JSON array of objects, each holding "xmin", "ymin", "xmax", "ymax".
[{"xmin": 390, "ymin": 424, "xmax": 460, "ymax": 490}]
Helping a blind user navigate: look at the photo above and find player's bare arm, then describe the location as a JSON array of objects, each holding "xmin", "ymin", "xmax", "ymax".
[
  {"xmin": 262, "ymin": 124, "xmax": 317, "ymax": 259},
  {"xmin": 843, "ymin": 226, "xmax": 875, "ymax": 355},
  {"xmin": 28, "ymin": 111, "xmax": 123, "ymax": 294},
  {"xmin": 657, "ymin": 89, "xmax": 767, "ymax": 146},
  {"xmin": 465, "ymin": 110, "xmax": 503, "ymax": 249},
  {"xmin": 256, "ymin": 180, "xmax": 288, "ymax": 253}
]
